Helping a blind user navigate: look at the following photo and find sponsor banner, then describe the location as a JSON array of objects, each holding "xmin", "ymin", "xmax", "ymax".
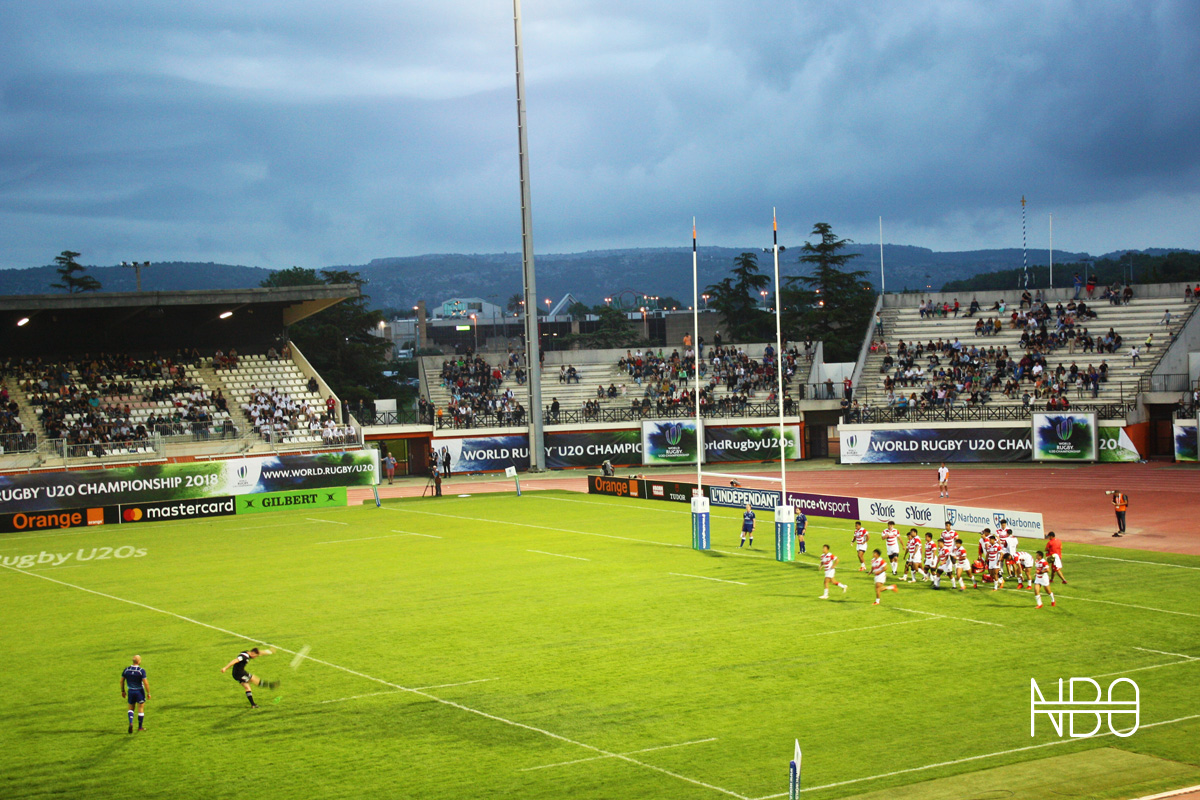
[
  {"xmin": 0, "ymin": 507, "xmax": 105, "ymax": 534},
  {"xmin": 858, "ymin": 497, "xmax": 945, "ymax": 529},
  {"xmin": 1098, "ymin": 426, "xmax": 1142, "ymax": 463},
  {"xmin": 642, "ymin": 420, "xmax": 702, "ymax": 465},
  {"xmin": 546, "ymin": 429, "xmax": 642, "ymax": 469},
  {"xmin": 840, "ymin": 427, "xmax": 1031, "ymax": 464},
  {"xmin": 704, "ymin": 425, "xmax": 802, "ymax": 463},
  {"xmin": 236, "ymin": 488, "xmax": 348, "ymax": 515},
  {"xmin": 647, "ymin": 479, "xmax": 700, "ymax": 504},
  {"xmin": 433, "ymin": 434, "xmax": 530, "ymax": 473},
  {"xmin": 0, "ymin": 451, "xmax": 379, "ymax": 514},
  {"xmin": 0, "ymin": 544, "xmax": 147, "ymax": 569},
  {"xmin": 785, "ymin": 492, "xmax": 860, "ymax": 520},
  {"xmin": 1032, "ymin": 413, "xmax": 1098, "ymax": 461},
  {"xmin": 587, "ymin": 476, "xmax": 642, "ymax": 498},
  {"xmin": 118, "ymin": 496, "xmax": 236, "ymax": 524},
  {"xmin": 946, "ymin": 504, "xmax": 1046, "ymax": 538},
  {"xmin": 707, "ymin": 484, "xmax": 782, "ymax": 511},
  {"xmin": 1175, "ymin": 423, "xmax": 1198, "ymax": 463}
]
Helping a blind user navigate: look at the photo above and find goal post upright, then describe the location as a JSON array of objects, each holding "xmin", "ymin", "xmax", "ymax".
[
  {"xmin": 690, "ymin": 218, "xmax": 710, "ymax": 550},
  {"xmin": 772, "ymin": 209, "xmax": 795, "ymax": 562}
]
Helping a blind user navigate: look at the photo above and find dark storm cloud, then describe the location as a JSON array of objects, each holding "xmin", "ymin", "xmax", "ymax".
[{"xmin": 1, "ymin": 0, "xmax": 1197, "ymax": 269}]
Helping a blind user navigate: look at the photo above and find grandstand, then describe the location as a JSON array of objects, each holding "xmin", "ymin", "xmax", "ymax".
[{"xmin": 857, "ymin": 293, "xmax": 1197, "ymax": 420}]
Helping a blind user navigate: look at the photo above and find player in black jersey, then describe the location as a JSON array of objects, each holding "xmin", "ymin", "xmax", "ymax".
[
  {"xmin": 221, "ymin": 647, "xmax": 279, "ymax": 708},
  {"xmin": 120, "ymin": 654, "xmax": 150, "ymax": 733}
]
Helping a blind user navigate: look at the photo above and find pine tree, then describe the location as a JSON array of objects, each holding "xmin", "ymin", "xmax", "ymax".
[
  {"xmin": 704, "ymin": 252, "xmax": 773, "ymax": 343},
  {"xmin": 782, "ymin": 223, "xmax": 875, "ymax": 361},
  {"xmin": 50, "ymin": 251, "xmax": 102, "ymax": 293}
]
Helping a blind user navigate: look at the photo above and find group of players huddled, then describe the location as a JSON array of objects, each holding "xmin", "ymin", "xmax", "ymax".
[{"xmin": 818, "ymin": 518, "xmax": 1066, "ymax": 608}]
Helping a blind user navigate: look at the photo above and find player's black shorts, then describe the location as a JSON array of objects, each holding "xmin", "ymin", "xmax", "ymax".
[
  {"xmin": 232, "ymin": 669, "xmax": 252, "ymax": 684},
  {"xmin": 127, "ymin": 688, "xmax": 145, "ymax": 704}
]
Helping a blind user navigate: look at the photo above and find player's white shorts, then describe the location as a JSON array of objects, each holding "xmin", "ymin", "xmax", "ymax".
[
  {"xmin": 886, "ymin": 544, "xmax": 900, "ymax": 556},
  {"xmin": 1018, "ymin": 553, "xmax": 1034, "ymax": 568},
  {"xmin": 908, "ymin": 556, "xmax": 921, "ymax": 566},
  {"xmin": 1051, "ymin": 554, "xmax": 1062, "ymax": 569},
  {"xmin": 856, "ymin": 544, "xmax": 868, "ymax": 552},
  {"xmin": 824, "ymin": 568, "xmax": 837, "ymax": 579},
  {"xmin": 1035, "ymin": 575, "xmax": 1050, "ymax": 587},
  {"xmin": 956, "ymin": 561, "xmax": 969, "ymax": 572},
  {"xmin": 987, "ymin": 558, "xmax": 1000, "ymax": 570},
  {"xmin": 874, "ymin": 573, "xmax": 887, "ymax": 584}
]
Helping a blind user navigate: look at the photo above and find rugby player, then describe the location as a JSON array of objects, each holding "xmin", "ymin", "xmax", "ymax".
[
  {"xmin": 881, "ymin": 521, "xmax": 901, "ymax": 575},
  {"xmin": 1034, "ymin": 551, "xmax": 1056, "ymax": 608},
  {"xmin": 818, "ymin": 545, "xmax": 849, "ymax": 599},
  {"xmin": 904, "ymin": 529, "xmax": 924, "ymax": 582},
  {"xmin": 739, "ymin": 503, "xmax": 755, "ymax": 548},
  {"xmin": 221, "ymin": 647, "xmax": 279, "ymax": 709},
  {"xmin": 937, "ymin": 462, "xmax": 949, "ymax": 498},
  {"xmin": 870, "ymin": 549, "xmax": 899, "ymax": 605},
  {"xmin": 852, "ymin": 521, "xmax": 870, "ymax": 570},
  {"xmin": 1046, "ymin": 532, "xmax": 1067, "ymax": 583}
]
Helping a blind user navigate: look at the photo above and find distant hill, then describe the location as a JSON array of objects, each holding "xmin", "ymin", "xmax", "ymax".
[{"xmin": 2, "ymin": 246, "xmax": 1193, "ymax": 312}]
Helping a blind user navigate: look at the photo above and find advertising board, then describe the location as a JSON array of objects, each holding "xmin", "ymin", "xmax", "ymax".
[
  {"xmin": 1032, "ymin": 413, "xmax": 1098, "ymax": 461},
  {"xmin": 840, "ymin": 427, "xmax": 1031, "ymax": 464}
]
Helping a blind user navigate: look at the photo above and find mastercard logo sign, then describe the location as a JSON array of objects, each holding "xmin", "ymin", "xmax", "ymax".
[{"xmin": 122, "ymin": 508, "xmax": 144, "ymax": 522}]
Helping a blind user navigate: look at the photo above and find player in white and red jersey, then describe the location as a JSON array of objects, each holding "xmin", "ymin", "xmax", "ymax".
[
  {"xmin": 1033, "ymin": 550, "xmax": 1055, "ymax": 608},
  {"xmin": 985, "ymin": 535, "xmax": 1006, "ymax": 590},
  {"xmin": 904, "ymin": 529, "xmax": 924, "ymax": 582},
  {"xmin": 977, "ymin": 527, "xmax": 991, "ymax": 561},
  {"xmin": 870, "ymin": 549, "xmax": 899, "ymax": 605},
  {"xmin": 931, "ymin": 540, "xmax": 953, "ymax": 589},
  {"xmin": 1014, "ymin": 549, "xmax": 1035, "ymax": 589},
  {"xmin": 922, "ymin": 532, "xmax": 938, "ymax": 579},
  {"xmin": 999, "ymin": 520, "xmax": 1019, "ymax": 578},
  {"xmin": 881, "ymin": 521, "xmax": 901, "ymax": 575},
  {"xmin": 940, "ymin": 522, "xmax": 957, "ymax": 549},
  {"xmin": 819, "ymin": 544, "xmax": 848, "ymax": 599},
  {"xmin": 852, "ymin": 522, "xmax": 870, "ymax": 570},
  {"xmin": 952, "ymin": 538, "xmax": 972, "ymax": 590}
]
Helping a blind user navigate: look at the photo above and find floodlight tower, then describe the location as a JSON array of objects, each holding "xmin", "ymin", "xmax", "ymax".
[{"xmin": 513, "ymin": 0, "xmax": 545, "ymax": 470}]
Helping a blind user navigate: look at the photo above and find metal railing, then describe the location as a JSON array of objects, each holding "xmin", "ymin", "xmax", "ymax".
[
  {"xmin": 1174, "ymin": 405, "xmax": 1198, "ymax": 420},
  {"xmin": 0, "ymin": 431, "xmax": 37, "ymax": 454},
  {"xmin": 1141, "ymin": 373, "xmax": 1195, "ymax": 393},
  {"xmin": 844, "ymin": 402, "xmax": 1135, "ymax": 425},
  {"xmin": 150, "ymin": 420, "xmax": 241, "ymax": 441},
  {"xmin": 47, "ymin": 437, "xmax": 163, "ymax": 461}
]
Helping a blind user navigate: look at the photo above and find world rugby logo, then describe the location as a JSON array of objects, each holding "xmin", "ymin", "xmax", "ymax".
[
  {"xmin": 237, "ymin": 465, "xmax": 248, "ymax": 481},
  {"xmin": 666, "ymin": 423, "xmax": 683, "ymax": 446},
  {"xmin": 847, "ymin": 434, "xmax": 858, "ymax": 450},
  {"xmin": 1056, "ymin": 417, "xmax": 1074, "ymax": 441}
]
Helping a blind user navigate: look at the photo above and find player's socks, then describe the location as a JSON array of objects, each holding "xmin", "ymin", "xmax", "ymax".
[
  {"xmin": 839, "ymin": 583, "xmax": 847, "ymax": 593},
  {"xmin": 873, "ymin": 599, "xmax": 880, "ymax": 605},
  {"xmin": 1049, "ymin": 592, "xmax": 1055, "ymax": 606},
  {"xmin": 128, "ymin": 710, "xmax": 134, "ymax": 733},
  {"xmin": 739, "ymin": 539, "xmax": 744, "ymax": 547},
  {"xmin": 819, "ymin": 593, "xmax": 828, "ymax": 599},
  {"xmin": 889, "ymin": 585, "xmax": 898, "ymax": 592},
  {"xmin": 138, "ymin": 713, "xmax": 145, "ymax": 730},
  {"xmin": 1036, "ymin": 600, "xmax": 1043, "ymax": 608},
  {"xmin": 246, "ymin": 690, "xmax": 256, "ymax": 707},
  {"xmin": 748, "ymin": 538, "xmax": 753, "ymax": 546}
]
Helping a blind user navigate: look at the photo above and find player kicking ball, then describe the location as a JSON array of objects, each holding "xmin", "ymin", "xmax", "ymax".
[
  {"xmin": 222, "ymin": 647, "xmax": 280, "ymax": 709},
  {"xmin": 1033, "ymin": 551, "xmax": 1056, "ymax": 608},
  {"xmin": 819, "ymin": 545, "xmax": 848, "ymax": 599},
  {"xmin": 870, "ymin": 549, "xmax": 898, "ymax": 605}
]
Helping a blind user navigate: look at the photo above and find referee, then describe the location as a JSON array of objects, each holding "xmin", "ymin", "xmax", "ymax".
[{"xmin": 1109, "ymin": 489, "xmax": 1128, "ymax": 536}]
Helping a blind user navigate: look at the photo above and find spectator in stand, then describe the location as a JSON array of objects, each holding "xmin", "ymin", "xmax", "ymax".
[{"xmin": 1072, "ymin": 273, "xmax": 1083, "ymax": 299}]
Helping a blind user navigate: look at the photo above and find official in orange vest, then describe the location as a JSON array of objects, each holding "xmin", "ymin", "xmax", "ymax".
[{"xmin": 1108, "ymin": 489, "xmax": 1128, "ymax": 536}]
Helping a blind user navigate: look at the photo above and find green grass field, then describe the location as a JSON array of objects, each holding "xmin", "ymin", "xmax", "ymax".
[{"xmin": 2, "ymin": 489, "xmax": 1198, "ymax": 800}]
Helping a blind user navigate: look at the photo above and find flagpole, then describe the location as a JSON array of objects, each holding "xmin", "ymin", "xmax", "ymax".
[
  {"xmin": 1021, "ymin": 195, "xmax": 1028, "ymax": 289},
  {"xmin": 693, "ymin": 218, "xmax": 702, "ymax": 488},
  {"xmin": 1049, "ymin": 213, "xmax": 1054, "ymax": 289},
  {"xmin": 772, "ymin": 209, "xmax": 786, "ymax": 496}
]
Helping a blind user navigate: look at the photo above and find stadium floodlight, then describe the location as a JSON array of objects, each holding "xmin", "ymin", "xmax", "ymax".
[
  {"xmin": 219, "ymin": 311, "xmax": 233, "ymax": 319},
  {"xmin": 17, "ymin": 317, "xmax": 30, "ymax": 327}
]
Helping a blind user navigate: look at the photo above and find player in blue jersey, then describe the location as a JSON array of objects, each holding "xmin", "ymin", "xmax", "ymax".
[
  {"xmin": 795, "ymin": 509, "xmax": 807, "ymax": 554},
  {"xmin": 221, "ymin": 647, "xmax": 278, "ymax": 709},
  {"xmin": 739, "ymin": 503, "xmax": 756, "ymax": 548},
  {"xmin": 120, "ymin": 654, "xmax": 150, "ymax": 733}
]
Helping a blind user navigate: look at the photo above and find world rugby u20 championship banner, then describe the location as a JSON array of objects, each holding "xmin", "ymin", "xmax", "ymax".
[
  {"xmin": 1032, "ymin": 413, "xmax": 1098, "ymax": 461},
  {"xmin": 1175, "ymin": 422, "xmax": 1199, "ymax": 463},
  {"xmin": 704, "ymin": 424, "xmax": 802, "ymax": 463},
  {"xmin": 1098, "ymin": 425, "xmax": 1142, "ymax": 463},
  {"xmin": 840, "ymin": 426, "xmax": 1031, "ymax": 464},
  {"xmin": 0, "ymin": 451, "xmax": 379, "ymax": 514},
  {"xmin": 642, "ymin": 420, "xmax": 701, "ymax": 466}
]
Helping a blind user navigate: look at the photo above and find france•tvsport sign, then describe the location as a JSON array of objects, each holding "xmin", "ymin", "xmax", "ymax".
[
  {"xmin": 840, "ymin": 427, "xmax": 1031, "ymax": 464},
  {"xmin": 0, "ymin": 451, "xmax": 379, "ymax": 514}
]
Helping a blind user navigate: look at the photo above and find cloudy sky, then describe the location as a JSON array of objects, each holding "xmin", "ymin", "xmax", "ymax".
[{"xmin": 1, "ymin": 1, "xmax": 1198, "ymax": 270}]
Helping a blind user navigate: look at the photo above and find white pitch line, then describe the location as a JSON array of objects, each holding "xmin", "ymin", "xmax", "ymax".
[
  {"xmin": 751, "ymin": 713, "xmax": 1200, "ymax": 800},
  {"xmin": 322, "ymin": 678, "xmax": 498, "ymax": 704},
  {"xmin": 315, "ymin": 530, "xmax": 443, "ymax": 545},
  {"xmin": 229, "ymin": 522, "xmax": 305, "ymax": 531},
  {"xmin": 1134, "ymin": 646, "xmax": 1197, "ymax": 660},
  {"xmin": 1039, "ymin": 592, "xmax": 1200, "ymax": 619},
  {"xmin": 305, "ymin": 517, "xmax": 348, "ymax": 525},
  {"xmin": 527, "ymin": 550, "xmax": 591, "ymax": 561},
  {"xmin": 0, "ymin": 564, "xmax": 748, "ymax": 800},
  {"xmin": 1071, "ymin": 553, "xmax": 1200, "ymax": 572},
  {"xmin": 669, "ymin": 572, "xmax": 747, "ymax": 586},
  {"xmin": 795, "ymin": 617, "xmax": 940, "ymax": 639},
  {"xmin": 894, "ymin": 607, "xmax": 1006, "ymax": 628},
  {"xmin": 394, "ymin": 530, "xmax": 443, "ymax": 538},
  {"xmin": 522, "ymin": 737, "xmax": 719, "ymax": 771}
]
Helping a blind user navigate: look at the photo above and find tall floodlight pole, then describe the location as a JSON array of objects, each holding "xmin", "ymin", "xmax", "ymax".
[
  {"xmin": 1049, "ymin": 213, "xmax": 1054, "ymax": 289},
  {"xmin": 692, "ymin": 219, "xmax": 702, "ymax": 489},
  {"xmin": 878, "ymin": 217, "xmax": 885, "ymax": 294},
  {"xmin": 1021, "ymin": 196, "xmax": 1029, "ymax": 289},
  {"xmin": 772, "ymin": 209, "xmax": 787, "ymax": 497},
  {"xmin": 513, "ymin": 0, "xmax": 544, "ymax": 470}
]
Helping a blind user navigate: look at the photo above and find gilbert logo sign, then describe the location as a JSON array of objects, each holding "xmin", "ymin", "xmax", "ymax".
[{"xmin": 1030, "ymin": 678, "xmax": 1139, "ymax": 738}]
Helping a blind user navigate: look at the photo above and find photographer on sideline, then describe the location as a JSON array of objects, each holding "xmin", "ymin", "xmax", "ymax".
[{"xmin": 1107, "ymin": 489, "xmax": 1128, "ymax": 536}]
